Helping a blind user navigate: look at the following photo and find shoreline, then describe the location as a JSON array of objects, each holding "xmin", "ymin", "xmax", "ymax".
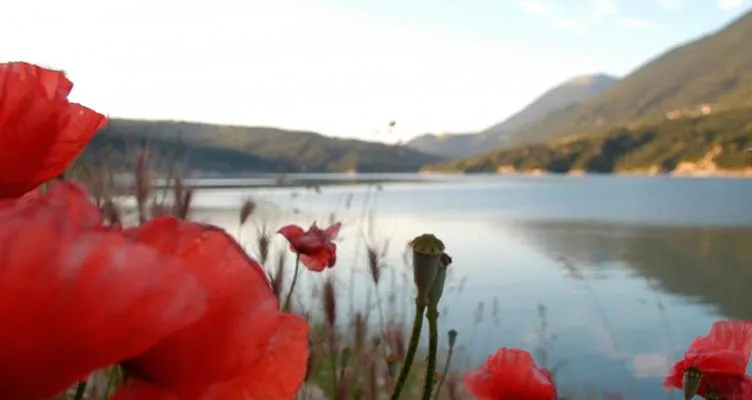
[{"xmin": 422, "ymin": 169, "xmax": 752, "ymax": 178}]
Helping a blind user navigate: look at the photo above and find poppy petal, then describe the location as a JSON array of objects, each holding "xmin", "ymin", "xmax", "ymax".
[
  {"xmin": 324, "ymin": 222, "xmax": 342, "ymax": 240},
  {"xmin": 687, "ymin": 320, "xmax": 752, "ymax": 371},
  {"xmin": 0, "ymin": 62, "xmax": 106, "ymax": 198},
  {"xmin": 299, "ymin": 244, "xmax": 336, "ymax": 272},
  {"xmin": 0, "ymin": 181, "xmax": 102, "ymax": 230},
  {"xmin": 0, "ymin": 62, "xmax": 73, "ymax": 100},
  {"xmin": 37, "ymin": 103, "xmax": 107, "ymax": 183},
  {"xmin": 278, "ymin": 225, "xmax": 305, "ymax": 244},
  {"xmin": 663, "ymin": 320, "xmax": 752, "ymax": 398},
  {"xmin": 0, "ymin": 193, "xmax": 207, "ymax": 399},
  {"xmin": 112, "ymin": 380, "xmax": 178, "ymax": 400},
  {"xmin": 120, "ymin": 217, "xmax": 306, "ymax": 399},
  {"xmin": 464, "ymin": 348, "xmax": 557, "ymax": 400},
  {"xmin": 201, "ymin": 314, "xmax": 310, "ymax": 400}
]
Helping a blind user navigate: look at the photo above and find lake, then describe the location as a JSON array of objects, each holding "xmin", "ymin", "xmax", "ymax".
[{"xmin": 187, "ymin": 174, "xmax": 752, "ymax": 399}]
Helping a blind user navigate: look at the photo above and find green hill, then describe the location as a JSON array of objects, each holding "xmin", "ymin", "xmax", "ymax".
[
  {"xmin": 81, "ymin": 119, "xmax": 443, "ymax": 174},
  {"xmin": 501, "ymin": 9, "xmax": 752, "ymax": 147},
  {"xmin": 423, "ymin": 108, "xmax": 752, "ymax": 174}
]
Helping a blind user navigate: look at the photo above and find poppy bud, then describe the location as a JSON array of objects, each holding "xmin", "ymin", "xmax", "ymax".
[
  {"xmin": 409, "ymin": 234, "xmax": 445, "ymax": 302},
  {"xmin": 448, "ymin": 329, "xmax": 458, "ymax": 347},
  {"xmin": 682, "ymin": 366, "xmax": 702, "ymax": 400},
  {"xmin": 427, "ymin": 252, "xmax": 452, "ymax": 307}
]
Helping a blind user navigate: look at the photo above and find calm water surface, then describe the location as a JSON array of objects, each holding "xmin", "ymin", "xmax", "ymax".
[{"xmin": 189, "ymin": 174, "xmax": 752, "ymax": 398}]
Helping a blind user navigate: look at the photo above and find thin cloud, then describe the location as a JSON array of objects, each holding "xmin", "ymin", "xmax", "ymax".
[
  {"xmin": 657, "ymin": 0, "xmax": 686, "ymax": 10},
  {"xmin": 717, "ymin": 0, "xmax": 743, "ymax": 10},
  {"xmin": 591, "ymin": 0, "xmax": 619, "ymax": 21},
  {"xmin": 632, "ymin": 353, "xmax": 671, "ymax": 379},
  {"xmin": 553, "ymin": 18, "xmax": 591, "ymax": 36},
  {"xmin": 619, "ymin": 17, "xmax": 660, "ymax": 30},
  {"xmin": 517, "ymin": 0, "xmax": 554, "ymax": 16}
]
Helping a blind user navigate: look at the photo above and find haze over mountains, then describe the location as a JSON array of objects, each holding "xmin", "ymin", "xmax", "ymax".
[
  {"xmin": 406, "ymin": 73, "xmax": 618, "ymax": 158},
  {"xmin": 82, "ymin": 9, "xmax": 752, "ymax": 174}
]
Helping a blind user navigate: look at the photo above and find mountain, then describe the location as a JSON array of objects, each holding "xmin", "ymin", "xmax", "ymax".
[
  {"xmin": 501, "ymin": 9, "xmax": 752, "ymax": 146},
  {"xmin": 484, "ymin": 73, "xmax": 618, "ymax": 135},
  {"xmin": 405, "ymin": 73, "xmax": 618, "ymax": 158},
  {"xmin": 423, "ymin": 107, "xmax": 752, "ymax": 174},
  {"xmin": 81, "ymin": 119, "xmax": 444, "ymax": 174},
  {"xmin": 403, "ymin": 131, "xmax": 483, "ymax": 158}
]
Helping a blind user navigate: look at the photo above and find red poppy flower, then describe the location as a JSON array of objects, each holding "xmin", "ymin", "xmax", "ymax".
[
  {"xmin": 0, "ymin": 182, "xmax": 207, "ymax": 400},
  {"xmin": 278, "ymin": 222, "xmax": 341, "ymax": 271},
  {"xmin": 464, "ymin": 347, "xmax": 557, "ymax": 400},
  {"xmin": 0, "ymin": 62, "xmax": 107, "ymax": 198},
  {"xmin": 664, "ymin": 320, "xmax": 752, "ymax": 399},
  {"xmin": 114, "ymin": 216, "xmax": 310, "ymax": 400}
]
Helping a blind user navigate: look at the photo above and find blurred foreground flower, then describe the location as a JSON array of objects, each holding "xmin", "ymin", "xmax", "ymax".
[
  {"xmin": 464, "ymin": 347, "xmax": 557, "ymax": 400},
  {"xmin": 0, "ymin": 62, "xmax": 106, "ymax": 198},
  {"xmin": 115, "ymin": 216, "xmax": 310, "ymax": 400},
  {"xmin": 664, "ymin": 320, "xmax": 752, "ymax": 399},
  {"xmin": 0, "ymin": 182, "xmax": 207, "ymax": 399},
  {"xmin": 278, "ymin": 222, "xmax": 341, "ymax": 271}
]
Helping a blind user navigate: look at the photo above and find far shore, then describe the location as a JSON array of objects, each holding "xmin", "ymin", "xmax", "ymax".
[
  {"xmin": 421, "ymin": 169, "xmax": 752, "ymax": 179},
  {"xmin": 102, "ymin": 170, "xmax": 752, "ymax": 196}
]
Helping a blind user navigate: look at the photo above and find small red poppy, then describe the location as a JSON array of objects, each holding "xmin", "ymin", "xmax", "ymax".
[
  {"xmin": 0, "ymin": 182, "xmax": 207, "ymax": 400},
  {"xmin": 278, "ymin": 222, "xmax": 341, "ymax": 271},
  {"xmin": 464, "ymin": 347, "xmax": 557, "ymax": 400},
  {"xmin": 115, "ymin": 216, "xmax": 310, "ymax": 400},
  {"xmin": 0, "ymin": 62, "xmax": 107, "ymax": 198},
  {"xmin": 664, "ymin": 320, "xmax": 752, "ymax": 399}
]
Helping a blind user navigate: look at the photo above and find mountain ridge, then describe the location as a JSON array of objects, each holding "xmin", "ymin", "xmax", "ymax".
[
  {"xmin": 405, "ymin": 73, "xmax": 618, "ymax": 158},
  {"xmin": 423, "ymin": 107, "xmax": 752, "ymax": 174},
  {"xmin": 498, "ymin": 8, "xmax": 752, "ymax": 147},
  {"xmin": 81, "ymin": 118, "xmax": 445, "ymax": 174}
]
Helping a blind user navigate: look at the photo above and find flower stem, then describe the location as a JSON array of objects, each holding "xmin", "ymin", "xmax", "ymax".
[
  {"xmin": 421, "ymin": 306, "xmax": 439, "ymax": 400},
  {"xmin": 73, "ymin": 380, "xmax": 87, "ymax": 400},
  {"xmin": 282, "ymin": 254, "xmax": 301, "ymax": 312},
  {"xmin": 390, "ymin": 299, "xmax": 426, "ymax": 400},
  {"xmin": 104, "ymin": 366, "xmax": 119, "ymax": 399},
  {"xmin": 433, "ymin": 335, "xmax": 455, "ymax": 400}
]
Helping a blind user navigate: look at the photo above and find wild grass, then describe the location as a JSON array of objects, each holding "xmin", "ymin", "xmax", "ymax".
[{"xmin": 63, "ymin": 144, "xmax": 680, "ymax": 400}]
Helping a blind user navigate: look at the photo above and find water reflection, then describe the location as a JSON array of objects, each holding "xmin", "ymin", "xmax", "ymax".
[
  {"xmin": 188, "ymin": 178, "xmax": 752, "ymax": 398},
  {"xmin": 508, "ymin": 220, "xmax": 752, "ymax": 320}
]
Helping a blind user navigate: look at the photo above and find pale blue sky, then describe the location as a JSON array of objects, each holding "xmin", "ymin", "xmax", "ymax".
[{"xmin": 3, "ymin": 0, "xmax": 750, "ymax": 142}]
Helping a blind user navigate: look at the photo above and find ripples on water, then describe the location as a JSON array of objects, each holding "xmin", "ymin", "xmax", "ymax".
[{"xmin": 188, "ymin": 174, "xmax": 752, "ymax": 398}]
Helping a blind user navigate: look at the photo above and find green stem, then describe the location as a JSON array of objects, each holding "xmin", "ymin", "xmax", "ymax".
[
  {"xmin": 433, "ymin": 340, "xmax": 455, "ymax": 400},
  {"xmin": 282, "ymin": 254, "xmax": 301, "ymax": 312},
  {"xmin": 73, "ymin": 380, "xmax": 87, "ymax": 400},
  {"xmin": 104, "ymin": 366, "xmax": 119, "ymax": 399},
  {"xmin": 390, "ymin": 299, "xmax": 426, "ymax": 400},
  {"xmin": 421, "ymin": 306, "xmax": 439, "ymax": 400}
]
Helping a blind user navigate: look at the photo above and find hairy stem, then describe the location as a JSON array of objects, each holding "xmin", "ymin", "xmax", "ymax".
[
  {"xmin": 421, "ymin": 306, "xmax": 439, "ymax": 400},
  {"xmin": 282, "ymin": 254, "xmax": 301, "ymax": 312},
  {"xmin": 433, "ymin": 339, "xmax": 455, "ymax": 400},
  {"xmin": 73, "ymin": 381, "xmax": 87, "ymax": 400},
  {"xmin": 390, "ymin": 299, "xmax": 426, "ymax": 400},
  {"xmin": 104, "ymin": 366, "xmax": 118, "ymax": 399}
]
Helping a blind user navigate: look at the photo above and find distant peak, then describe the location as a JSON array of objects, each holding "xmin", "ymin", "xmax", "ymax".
[{"xmin": 566, "ymin": 73, "xmax": 618, "ymax": 86}]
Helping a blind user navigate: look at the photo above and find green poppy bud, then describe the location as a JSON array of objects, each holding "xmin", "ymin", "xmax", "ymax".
[
  {"xmin": 682, "ymin": 366, "xmax": 702, "ymax": 400},
  {"xmin": 448, "ymin": 329, "xmax": 458, "ymax": 347},
  {"xmin": 409, "ymin": 234, "xmax": 445, "ymax": 302},
  {"xmin": 427, "ymin": 252, "xmax": 452, "ymax": 307}
]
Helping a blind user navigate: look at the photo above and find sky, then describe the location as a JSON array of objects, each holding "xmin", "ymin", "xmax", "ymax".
[{"xmin": 2, "ymin": 0, "xmax": 751, "ymax": 143}]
